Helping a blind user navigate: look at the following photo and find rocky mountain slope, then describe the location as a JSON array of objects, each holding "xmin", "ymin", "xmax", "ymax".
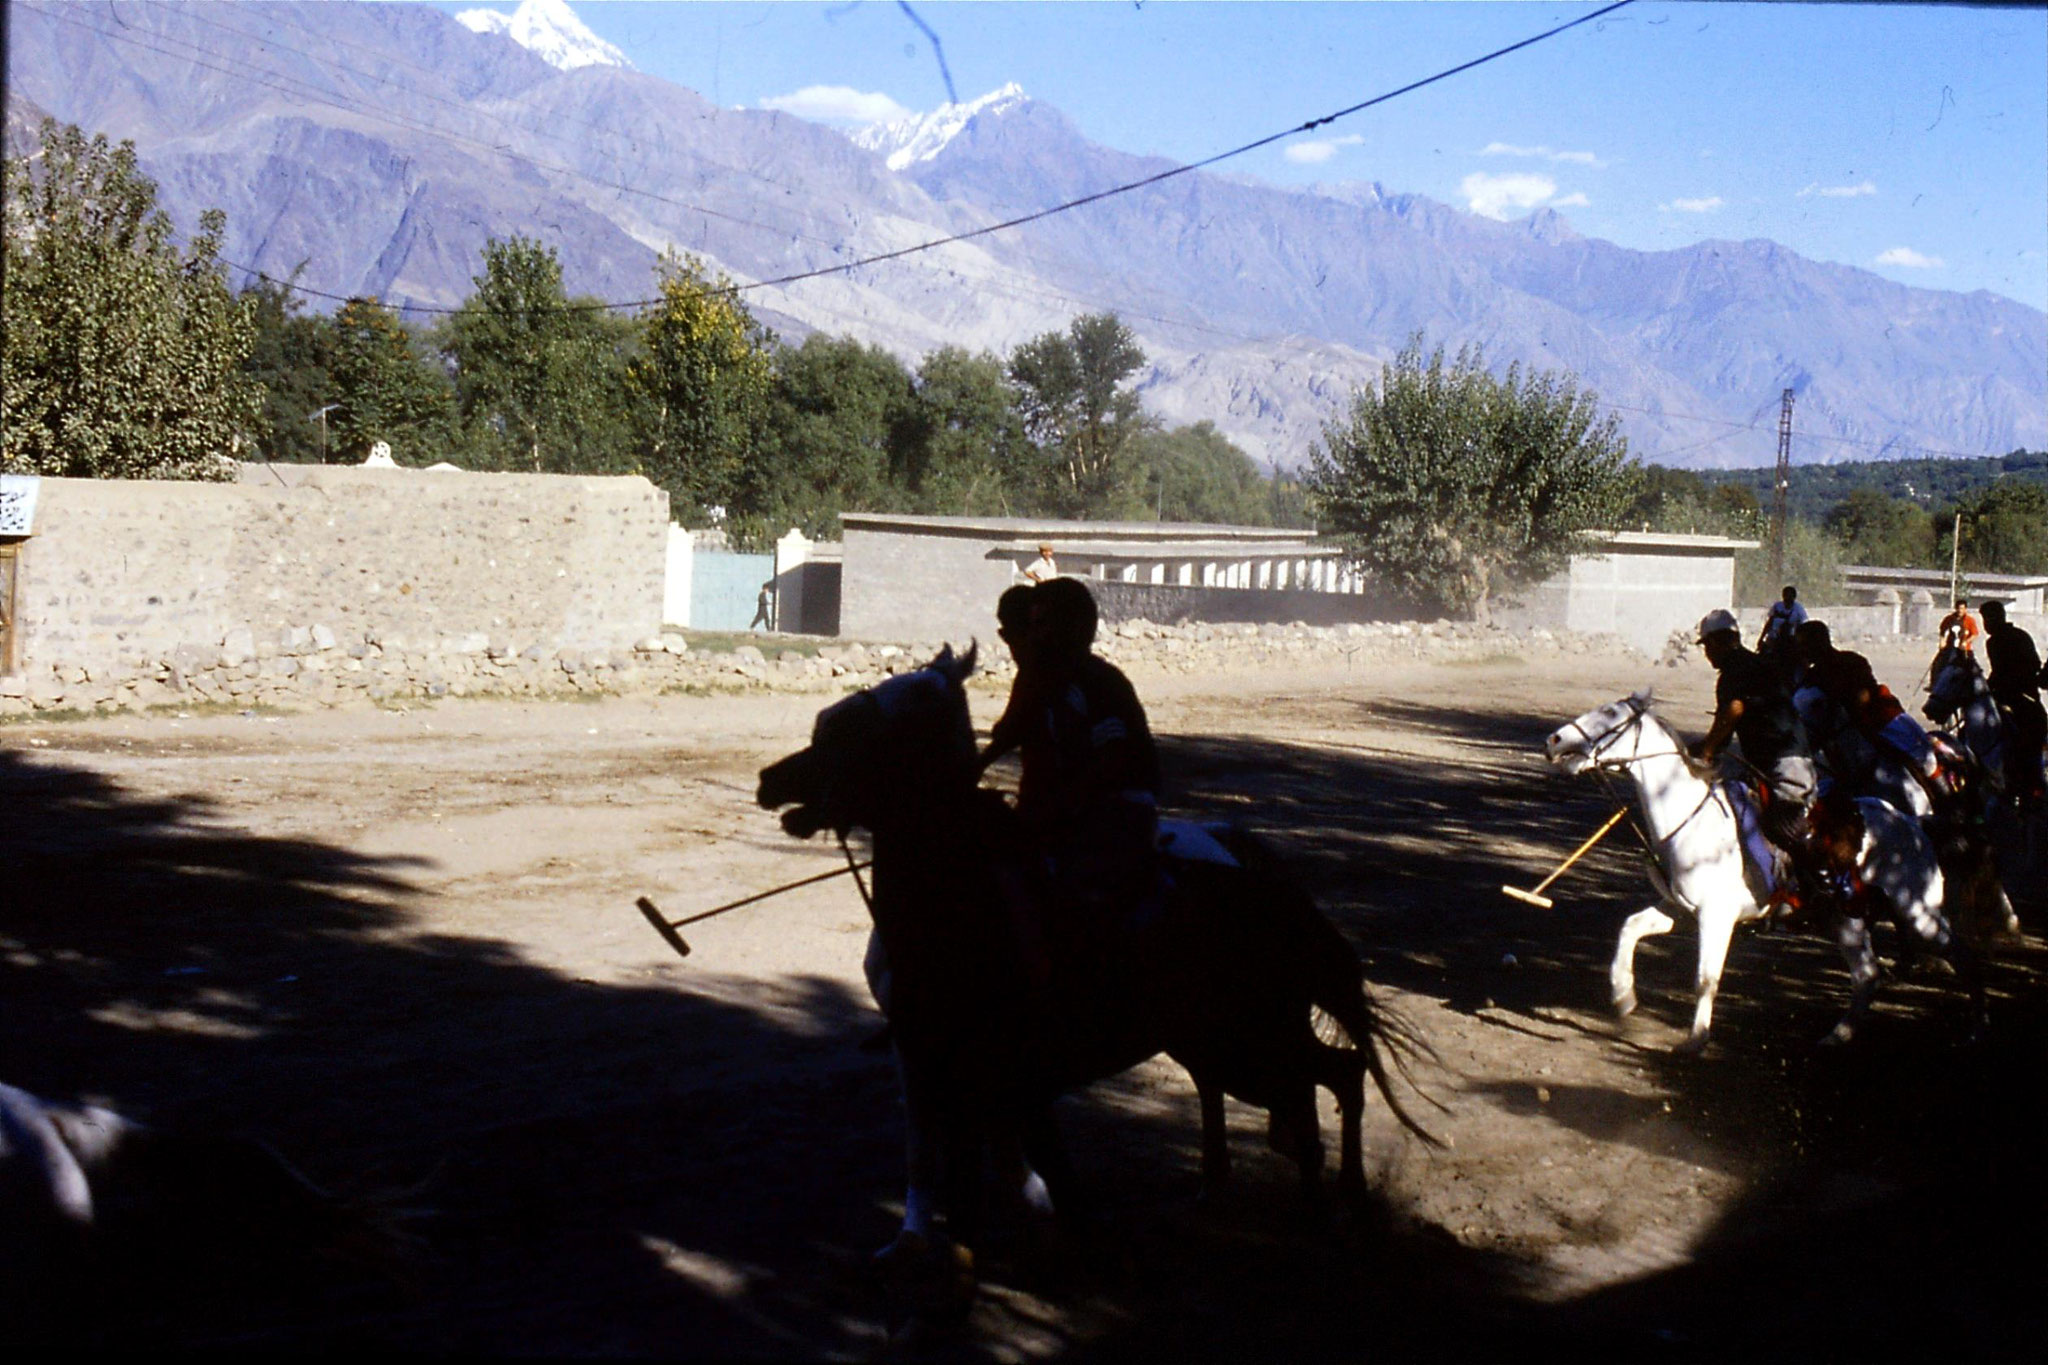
[{"xmin": 8, "ymin": 0, "xmax": 2042, "ymax": 469}]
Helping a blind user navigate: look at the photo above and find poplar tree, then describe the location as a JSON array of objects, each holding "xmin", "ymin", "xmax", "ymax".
[
  {"xmin": 329, "ymin": 297, "xmax": 456, "ymax": 463},
  {"xmin": 2, "ymin": 120, "xmax": 258, "ymax": 479},
  {"xmin": 440, "ymin": 235, "xmax": 632, "ymax": 473},
  {"xmin": 1008, "ymin": 313, "xmax": 1152, "ymax": 515},
  {"xmin": 629, "ymin": 251, "xmax": 776, "ymax": 520},
  {"xmin": 1307, "ymin": 336, "xmax": 1637, "ymax": 622}
]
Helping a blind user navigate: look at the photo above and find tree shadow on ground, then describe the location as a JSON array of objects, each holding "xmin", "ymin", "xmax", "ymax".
[
  {"xmin": 1153, "ymin": 702, "xmax": 2048, "ymax": 1362},
  {"xmin": 7, "ymin": 695, "xmax": 2043, "ymax": 1358}
]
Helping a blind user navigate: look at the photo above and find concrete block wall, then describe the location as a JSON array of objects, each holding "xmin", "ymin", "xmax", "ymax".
[
  {"xmin": 9, "ymin": 464, "xmax": 667, "ymax": 686},
  {"xmin": 842, "ymin": 525, "xmax": 1017, "ymax": 645}
]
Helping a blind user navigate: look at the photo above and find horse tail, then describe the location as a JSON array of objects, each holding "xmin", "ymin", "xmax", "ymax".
[
  {"xmin": 1217, "ymin": 829, "xmax": 1449, "ymax": 1149},
  {"xmin": 1317, "ymin": 973, "xmax": 1450, "ymax": 1150}
]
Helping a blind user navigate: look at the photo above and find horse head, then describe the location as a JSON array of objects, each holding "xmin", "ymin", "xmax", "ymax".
[
  {"xmin": 1545, "ymin": 690, "xmax": 1653, "ymax": 776},
  {"xmin": 757, "ymin": 644, "xmax": 980, "ymax": 840},
  {"xmin": 1924, "ymin": 647, "xmax": 1980, "ymax": 726}
]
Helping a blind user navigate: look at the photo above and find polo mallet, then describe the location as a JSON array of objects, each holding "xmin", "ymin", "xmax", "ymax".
[
  {"xmin": 636, "ymin": 859, "xmax": 872, "ymax": 960},
  {"xmin": 1502, "ymin": 808, "xmax": 1629, "ymax": 909}
]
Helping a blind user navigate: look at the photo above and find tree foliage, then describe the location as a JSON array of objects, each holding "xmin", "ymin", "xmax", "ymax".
[
  {"xmin": 1306, "ymin": 337, "xmax": 1637, "ymax": 621},
  {"xmin": 1950, "ymin": 480, "xmax": 2048, "ymax": 575},
  {"xmin": 439, "ymin": 235, "xmax": 633, "ymax": 473},
  {"xmin": 2, "ymin": 120, "xmax": 258, "ymax": 479},
  {"xmin": 1824, "ymin": 488, "xmax": 1937, "ymax": 568},
  {"xmin": 240, "ymin": 272, "xmax": 338, "ymax": 463},
  {"xmin": 330, "ymin": 297, "xmax": 456, "ymax": 464},
  {"xmin": 745, "ymin": 334, "xmax": 913, "ymax": 542},
  {"xmin": 629, "ymin": 251, "xmax": 777, "ymax": 520},
  {"xmin": 1119, "ymin": 421, "xmax": 1277, "ymax": 525},
  {"xmin": 1008, "ymin": 313, "xmax": 1153, "ymax": 515},
  {"xmin": 897, "ymin": 346, "xmax": 1025, "ymax": 515}
]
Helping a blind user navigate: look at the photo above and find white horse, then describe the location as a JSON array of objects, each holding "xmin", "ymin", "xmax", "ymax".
[
  {"xmin": 1543, "ymin": 692, "xmax": 1766, "ymax": 1052},
  {"xmin": 1546, "ymin": 694, "xmax": 1987, "ymax": 1050}
]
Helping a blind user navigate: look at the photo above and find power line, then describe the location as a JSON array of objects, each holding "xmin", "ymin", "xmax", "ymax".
[
  {"xmin": 23, "ymin": 2, "xmax": 2013, "ymax": 465},
  {"xmin": 31, "ymin": 0, "xmax": 1636, "ymax": 315}
]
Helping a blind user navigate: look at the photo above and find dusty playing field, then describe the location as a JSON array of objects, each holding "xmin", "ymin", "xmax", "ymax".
[{"xmin": 6, "ymin": 645, "xmax": 2043, "ymax": 1358}]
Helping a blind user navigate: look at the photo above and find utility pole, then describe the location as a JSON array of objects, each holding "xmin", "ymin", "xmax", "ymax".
[
  {"xmin": 1767, "ymin": 387, "xmax": 1795, "ymax": 588},
  {"xmin": 1949, "ymin": 510, "xmax": 1963, "ymax": 606},
  {"xmin": 309, "ymin": 404, "xmax": 338, "ymax": 462}
]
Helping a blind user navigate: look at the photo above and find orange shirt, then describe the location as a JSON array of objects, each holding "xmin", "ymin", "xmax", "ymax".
[{"xmin": 1940, "ymin": 610, "xmax": 1979, "ymax": 651}]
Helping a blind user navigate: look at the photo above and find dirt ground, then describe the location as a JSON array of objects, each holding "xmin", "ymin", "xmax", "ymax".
[{"xmin": 6, "ymin": 643, "xmax": 2044, "ymax": 1359}]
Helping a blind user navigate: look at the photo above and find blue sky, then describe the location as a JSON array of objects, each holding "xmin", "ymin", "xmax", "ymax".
[{"xmin": 445, "ymin": 2, "xmax": 2048, "ymax": 309}]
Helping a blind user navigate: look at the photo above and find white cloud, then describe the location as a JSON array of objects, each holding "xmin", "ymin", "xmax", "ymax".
[
  {"xmin": 1799, "ymin": 180, "xmax": 1877, "ymax": 199},
  {"xmin": 758, "ymin": 85, "xmax": 913, "ymax": 125},
  {"xmin": 1660, "ymin": 196, "xmax": 1724, "ymax": 213},
  {"xmin": 1286, "ymin": 134, "xmax": 1363, "ymax": 165},
  {"xmin": 1551, "ymin": 192, "xmax": 1590, "ymax": 208},
  {"xmin": 1876, "ymin": 246, "xmax": 1945, "ymax": 269},
  {"xmin": 1480, "ymin": 141, "xmax": 1606, "ymax": 168},
  {"xmin": 1460, "ymin": 171, "xmax": 1557, "ymax": 220}
]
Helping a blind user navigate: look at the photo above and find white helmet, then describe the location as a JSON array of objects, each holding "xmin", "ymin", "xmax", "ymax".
[{"xmin": 1695, "ymin": 608, "xmax": 1739, "ymax": 642}]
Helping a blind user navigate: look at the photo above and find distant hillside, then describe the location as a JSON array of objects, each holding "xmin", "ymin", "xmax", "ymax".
[{"xmin": 1699, "ymin": 450, "xmax": 2048, "ymax": 523}]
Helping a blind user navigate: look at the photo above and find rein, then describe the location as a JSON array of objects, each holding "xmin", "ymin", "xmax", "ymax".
[
  {"xmin": 839, "ymin": 831, "xmax": 875, "ymax": 914},
  {"xmin": 1574, "ymin": 700, "xmax": 1728, "ymax": 905}
]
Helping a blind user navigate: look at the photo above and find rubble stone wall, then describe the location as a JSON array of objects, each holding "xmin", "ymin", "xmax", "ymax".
[{"xmin": 2, "ymin": 614, "xmax": 1645, "ymax": 718}]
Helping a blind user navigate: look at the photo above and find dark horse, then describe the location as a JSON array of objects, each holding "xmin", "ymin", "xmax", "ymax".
[{"xmin": 756, "ymin": 647, "xmax": 1436, "ymax": 1268}]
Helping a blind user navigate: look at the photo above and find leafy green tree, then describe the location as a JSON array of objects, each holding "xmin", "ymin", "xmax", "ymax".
[
  {"xmin": 1951, "ymin": 481, "xmax": 2048, "ymax": 575},
  {"xmin": 2, "ymin": 120, "xmax": 258, "ymax": 479},
  {"xmin": 1824, "ymin": 488, "xmax": 1936, "ymax": 567},
  {"xmin": 1735, "ymin": 520, "xmax": 1843, "ymax": 608},
  {"xmin": 1306, "ymin": 337, "xmax": 1637, "ymax": 622},
  {"xmin": 629, "ymin": 251, "xmax": 776, "ymax": 519},
  {"xmin": 1121, "ymin": 422, "xmax": 1274, "ymax": 525},
  {"xmin": 1007, "ymin": 313, "xmax": 1153, "ymax": 515},
  {"xmin": 329, "ymin": 298, "xmax": 457, "ymax": 464},
  {"xmin": 745, "ymin": 334, "xmax": 914, "ymax": 540},
  {"xmin": 439, "ymin": 235, "xmax": 634, "ymax": 473},
  {"xmin": 898, "ymin": 346, "xmax": 1026, "ymax": 515},
  {"xmin": 240, "ymin": 273, "xmax": 339, "ymax": 463}
]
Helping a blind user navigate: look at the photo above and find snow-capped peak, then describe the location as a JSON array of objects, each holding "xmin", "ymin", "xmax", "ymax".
[
  {"xmin": 850, "ymin": 82, "xmax": 1028, "ymax": 172},
  {"xmin": 456, "ymin": 0, "xmax": 632, "ymax": 72}
]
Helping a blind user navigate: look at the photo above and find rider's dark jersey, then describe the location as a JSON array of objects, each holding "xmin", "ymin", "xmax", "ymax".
[
  {"xmin": 1985, "ymin": 622, "xmax": 2043, "ymax": 704},
  {"xmin": 1017, "ymin": 654, "xmax": 1160, "ymax": 828},
  {"xmin": 1807, "ymin": 648, "xmax": 1905, "ymax": 731},
  {"xmin": 1716, "ymin": 644, "xmax": 1809, "ymax": 771}
]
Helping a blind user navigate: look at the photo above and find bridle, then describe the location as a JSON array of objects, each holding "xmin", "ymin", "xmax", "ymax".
[
  {"xmin": 1561, "ymin": 696, "xmax": 1728, "ymax": 905},
  {"xmin": 1558, "ymin": 694, "xmax": 1656, "ymax": 773}
]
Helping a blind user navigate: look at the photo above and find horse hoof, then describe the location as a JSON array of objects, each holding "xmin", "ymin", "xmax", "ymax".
[
  {"xmin": 873, "ymin": 1234, "xmax": 977, "ymax": 1321},
  {"xmin": 1673, "ymin": 1032, "xmax": 1709, "ymax": 1056},
  {"xmin": 1818, "ymin": 1023, "xmax": 1855, "ymax": 1048},
  {"xmin": 1613, "ymin": 989, "xmax": 1637, "ymax": 1019}
]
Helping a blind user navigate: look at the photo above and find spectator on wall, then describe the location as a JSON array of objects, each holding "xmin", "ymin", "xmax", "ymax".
[{"xmin": 1022, "ymin": 543, "xmax": 1059, "ymax": 585}]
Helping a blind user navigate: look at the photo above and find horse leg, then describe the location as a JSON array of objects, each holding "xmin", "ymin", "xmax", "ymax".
[
  {"xmin": 1612, "ymin": 905, "xmax": 1676, "ymax": 1019},
  {"xmin": 1277, "ymin": 1086, "xmax": 1323, "ymax": 1204},
  {"xmin": 1316, "ymin": 1042, "xmax": 1369, "ymax": 1199},
  {"xmin": 882, "ymin": 1052, "xmax": 943, "ymax": 1259},
  {"xmin": 1678, "ymin": 902, "xmax": 1743, "ymax": 1054},
  {"xmin": 1900, "ymin": 891, "xmax": 1992, "ymax": 1042},
  {"xmin": 1824, "ymin": 914, "xmax": 1880, "ymax": 1046},
  {"xmin": 1194, "ymin": 1072, "xmax": 1231, "ymax": 1198}
]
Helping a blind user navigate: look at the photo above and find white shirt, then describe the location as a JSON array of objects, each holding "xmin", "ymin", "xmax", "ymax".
[{"xmin": 1023, "ymin": 553, "xmax": 1058, "ymax": 583}]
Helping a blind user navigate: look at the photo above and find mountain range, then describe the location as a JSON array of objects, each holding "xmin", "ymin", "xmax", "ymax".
[{"xmin": 8, "ymin": 0, "xmax": 2044, "ymax": 470}]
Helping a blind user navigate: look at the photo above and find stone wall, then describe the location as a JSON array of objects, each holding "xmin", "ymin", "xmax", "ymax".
[
  {"xmin": 4, "ymin": 464, "xmax": 667, "ymax": 701},
  {"xmin": 0, "ymin": 617, "xmax": 1644, "ymax": 718}
]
